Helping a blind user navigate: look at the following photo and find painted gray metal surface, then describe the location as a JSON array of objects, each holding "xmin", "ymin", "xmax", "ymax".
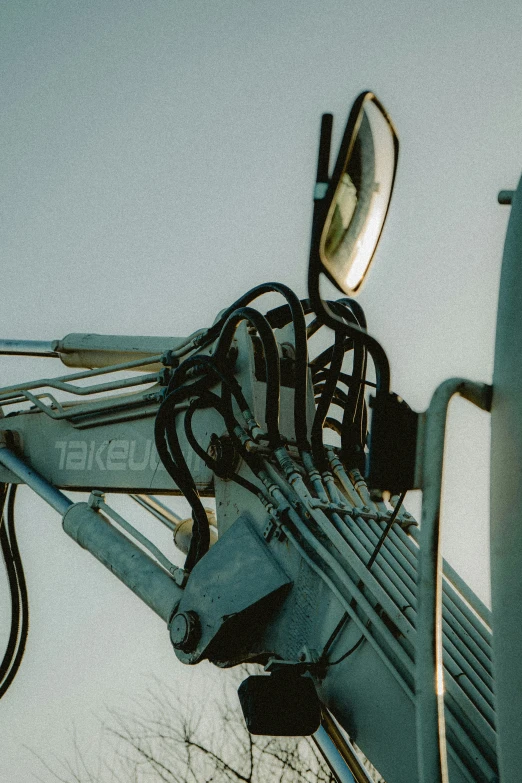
[
  {"xmin": 63, "ymin": 502, "xmax": 182, "ymax": 622},
  {"xmin": 207, "ymin": 478, "xmax": 496, "ymax": 782},
  {"xmin": 491, "ymin": 173, "xmax": 522, "ymax": 783},
  {"xmin": 0, "ymin": 405, "xmax": 215, "ymax": 493},
  {"xmin": 0, "ymin": 339, "xmax": 58, "ymax": 357},
  {"xmin": 0, "ymin": 446, "xmax": 182, "ymax": 622},
  {"xmin": 0, "ymin": 445, "xmax": 73, "ymax": 514},
  {"xmin": 172, "ymin": 516, "xmax": 292, "ymax": 665}
]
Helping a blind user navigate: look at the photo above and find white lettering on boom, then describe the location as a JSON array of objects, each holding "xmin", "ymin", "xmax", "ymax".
[{"xmin": 54, "ymin": 439, "xmax": 166, "ymax": 472}]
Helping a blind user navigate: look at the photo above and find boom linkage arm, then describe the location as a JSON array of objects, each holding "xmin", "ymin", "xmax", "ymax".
[{"xmin": 0, "ymin": 442, "xmax": 184, "ymax": 622}]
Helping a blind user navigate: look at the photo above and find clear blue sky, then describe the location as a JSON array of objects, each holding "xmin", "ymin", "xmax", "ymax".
[{"xmin": 1, "ymin": 1, "xmax": 521, "ymax": 780}]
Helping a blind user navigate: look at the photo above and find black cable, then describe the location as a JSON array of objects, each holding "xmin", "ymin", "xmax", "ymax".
[
  {"xmin": 204, "ymin": 283, "xmax": 311, "ymax": 451},
  {"xmin": 156, "ymin": 349, "xmax": 271, "ymax": 569},
  {"xmin": 312, "ymin": 369, "xmax": 375, "ymax": 391},
  {"xmin": 327, "ymin": 301, "xmax": 369, "ymax": 467},
  {"xmin": 326, "ymin": 633, "xmax": 365, "ymax": 667},
  {"xmin": 311, "ymin": 332, "xmax": 347, "ymax": 469},
  {"xmin": 336, "ymin": 297, "xmax": 367, "ymax": 331},
  {"xmin": 0, "ymin": 485, "xmax": 28, "ymax": 699},
  {"xmin": 0, "ymin": 484, "xmax": 17, "ymax": 685},
  {"xmin": 313, "ymin": 384, "xmax": 348, "ymax": 408},
  {"xmin": 183, "ymin": 394, "xmax": 264, "ymax": 499},
  {"xmin": 213, "ymin": 306, "xmax": 282, "ymax": 448},
  {"xmin": 319, "ymin": 612, "xmax": 350, "ymax": 662},
  {"xmin": 366, "ymin": 491, "xmax": 407, "ymax": 571},
  {"xmin": 169, "ymin": 354, "xmax": 251, "ymax": 417},
  {"xmin": 155, "ymin": 396, "xmax": 210, "ymax": 571},
  {"xmin": 308, "ymin": 261, "xmax": 391, "ymax": 395},
  {"xmin": 341, "ymin": 341, "xmax": 367, "ymax": 470},
  {"xmin": 310, "ymin": 342, "xmax": 348, "ymax": 371},
  {"xmin": 324, "ymin": 417, "xmax": 343, "ymax": 436},
  {"xmin": 317, "ymin": 611, "xmax": 367, "ymax": 668}
]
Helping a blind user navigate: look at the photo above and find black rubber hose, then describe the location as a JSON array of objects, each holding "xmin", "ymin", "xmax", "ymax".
[
  {"xmin": 336, "ymin": 297, "xmax": 367, "ymax": 330},
  {"xmin": 204, "ymin": 283, "xmax": 310, "ymax": 451},
  {"xmin": 183, "ymin": 394, "xmax": 263, "ymax": 498},
  {"xmin": 170, "ymin": 353, "xmax": 252, "ymax": 421},
  {"xmin": 156, "ymin": 355, "xmax": 264, "ymax": 569},
  {"xmin": 308, "ymin": 258, "xmax": 391, "ymax": 394},
  {"xmin": 341, "ymin": 341, "xmax": 367, "ymax": 469},
  {"xmin": 0, "ymin": 484, "xmax": 17, "ymax": 686},
  {"xmin": 214, "ymin": 306, "xmax": 282, "ymax": 448},
  {"xmin": 0, "ymin": 485, "xmax": 28, "ymax": 699},
  {"xmin": 311, "ymin": 333, "xmax": 347, "ymax": 469},
  {"xmin": 155, "ymin": 393, "xmax": 211, "ymax": 571}
]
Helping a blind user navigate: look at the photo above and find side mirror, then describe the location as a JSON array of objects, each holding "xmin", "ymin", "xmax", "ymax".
[{"xmin": 309, "ymin": 92, "xmax": 398, "ymax": 298}]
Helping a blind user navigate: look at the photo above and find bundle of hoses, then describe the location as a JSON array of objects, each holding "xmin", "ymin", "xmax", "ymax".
[
  {"xmin": 153, "ymin": 282, "xmax": 375, "ymax": 571},
  {"xmin": 0, "ymin": 485, "xmax": 28, "ymax": 699}
]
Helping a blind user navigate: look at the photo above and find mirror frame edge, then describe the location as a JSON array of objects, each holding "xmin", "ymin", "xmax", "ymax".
[{"xmin": 308, "ymin": 91, "xmax": 400, "ymax": 306}]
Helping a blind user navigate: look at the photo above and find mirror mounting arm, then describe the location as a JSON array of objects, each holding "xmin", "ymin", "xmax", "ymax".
[
  {"xmin": 307, "ymin": 91, "xmax": 398, "ymax": 397},
  {"xmin": 315, "ymin": 113, "xmax": 333, "ymax": 187},
  {"xmin": 308, "ymin": 231, "xmax": 391, "ymax": 396}
]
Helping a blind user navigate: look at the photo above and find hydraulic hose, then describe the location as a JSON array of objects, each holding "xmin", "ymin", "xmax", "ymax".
[
  {"xmin": 0, "ymin": 485, "xmax": 28, "ymax": 699},
  {"xmin": 205, "ymin": 283, "xmax": 310, "ymax": 451},
  {"xmin": 214, "ymin": 306, "xmax": 282, "ymax": 448}
]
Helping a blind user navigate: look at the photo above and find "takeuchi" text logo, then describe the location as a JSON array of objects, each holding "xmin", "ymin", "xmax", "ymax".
[{"xmin": 55, "ymin": 439, "xmax": 166, "ymax": 472}]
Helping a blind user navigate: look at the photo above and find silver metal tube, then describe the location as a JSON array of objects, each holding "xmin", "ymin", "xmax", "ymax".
[
  {"xmin": 362, "ymin": 518, "xmax": 494, "ymax": 680},
  {"xmin": 415, "ymin": 378, "xmax": 491, "ymax": 783},
  {"xmin": 0, "ymin": 446, "xmax": 72, "ymax": 515},
  {"xmin": 440, "ymin": 557, "xmax": 491, "ymax": 628},
  {"xmin": 392, "ymin": 522, "xmax": 493, "ymax": 653},
  {"xmin": 63, "ymin": 502, "xmax": 182, "ymax": 622},
  {"xmin": 97, "ymin": 500, "xmax": 179, "ymax": 576},
  {"xmin": 0, "ymin": 448, "xmax": 181, "ymax": 621},
  {"xmin": 340, "ymin": 514, "xmax": 495, "ymax": 708},
  {"xmin": 409, "ymin": 524, "xmax": 492, "ymax": 629},
  {"xmin": 130, "ymin": 494, "xmax": 183, "ymax": 531},
  {"xmin": 314, "ymin": 711, "xmax": 374, "ymax": 783},
  {"xmin": 338, "ymin": 519, "xmax": 495, "ymax": 720},
  {"xmin": 0, "ymin": 339, "xmax": 58, "ymax": 357},
  {"xmin": 314, "ymin": 726, "xmax": 357, "ymax": 783},
  {"xmin": 54, "ymin": 330, "xmax": 206, "ymax": 371}
]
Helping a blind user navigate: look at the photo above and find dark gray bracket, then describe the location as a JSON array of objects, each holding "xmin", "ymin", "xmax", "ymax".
[{"xmin": 170, "ymin": 516, "xmax": 292, "ymax": 665}]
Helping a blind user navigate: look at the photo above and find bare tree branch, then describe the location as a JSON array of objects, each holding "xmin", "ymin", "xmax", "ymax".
[{"xmin": 33, "ymin": 664, "xmax": 384, "ymax": 783}]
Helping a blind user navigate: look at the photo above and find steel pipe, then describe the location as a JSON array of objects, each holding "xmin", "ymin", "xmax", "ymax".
[
  {"xmin": 0, "ymin": 339, "xmax": 58, "ymax": 357},
  {"xmin": 0, "ymin": 446, "xmax": 72, "ymax": 514},
  {"xmin": 314, "ymin": 711, "xmax": 375, "ymax": 783}
]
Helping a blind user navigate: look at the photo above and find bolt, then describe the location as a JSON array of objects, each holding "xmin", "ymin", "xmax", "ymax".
[
  {"xmin": 88, "ymin": 490, "xmax": 105, "ymax": 509},
  {"xmin": 170, "ymin": 611, "xmax": 200, "ymax": 652}
]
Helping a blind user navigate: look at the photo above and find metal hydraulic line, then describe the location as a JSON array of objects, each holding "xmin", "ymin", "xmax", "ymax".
[
  {"xmin": 314, "ymin": 710, "xmax": 375, "ymax": 783},
  {"xmin": 334, "ymin": 514, "xmax": 495, "ymax": 721},
  {"xmin": 392, "ymin": 523, "xmax": 492, "ymax": 648},
  {"xmin": 361, "ymin": 519, "xmax": 494, "ymax": 683},
  {"xmin": 0, "ymin": 339, "xmax": 58, "ymax": 357},
  {"xmin": 130, "ymin": 494, "xmax": 183, "ymax": 530},
  {"xmin": 0, "ymin": 444, "xmax": 72, "ymax": 515},
  {"xmin": 0, "ymin": 446, "xmax": 183, "ymax": 622}
]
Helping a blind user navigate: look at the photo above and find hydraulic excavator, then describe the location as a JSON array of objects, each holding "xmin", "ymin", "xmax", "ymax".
[{"xmin": 2, "ymin": 91, "xmax": 520, "ymax": 783}]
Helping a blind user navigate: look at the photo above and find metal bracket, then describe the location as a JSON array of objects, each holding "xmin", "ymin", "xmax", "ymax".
[{"xmin": 170, "ymin": 516, "xmax": 292, "ymax": 665}]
